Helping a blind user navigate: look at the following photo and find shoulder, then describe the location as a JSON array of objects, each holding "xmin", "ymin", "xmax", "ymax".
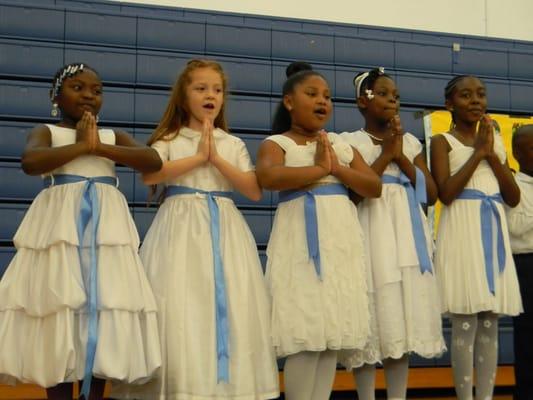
[{"xmin": 338, "ymin": 130, "xmax": 366, "ymax": 146}]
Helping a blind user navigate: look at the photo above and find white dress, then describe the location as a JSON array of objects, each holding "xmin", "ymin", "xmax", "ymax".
[
  {"xmin": 339, "ymin": 130, "xmax": 445, "ymax": 368},
  {"xmin": 265, "ymin": 133, "xmax": 370, "ymax": 358},
  {"xmin": 114, "ymin": 127, "xmax": 279, "ymax": 400},
  {"xmin": 0, "ymin": 125, "xmax": 161, "ymax": 388},
  {"xmin": 434, "ymin": 132, "xmax": 522, "ymax": 315}
]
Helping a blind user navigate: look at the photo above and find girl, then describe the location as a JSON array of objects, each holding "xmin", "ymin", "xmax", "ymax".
[
  {"xmin": 339, "ymin": 68, "xmax": 446, "ymax": 400},
  {"xmin": 256, "ymin": 62, "xmax": 381, "ymax": 400},
  {"xmin": 0, "ymin": 63, "xmax": 162, "ymax": 400},
  {"xmin": 113, "ymin": 59, "xmax": 279, "ymax": 399},
  {"xmin": 431, "ymin": 75, "xmax": 522, "ymax": 400}
]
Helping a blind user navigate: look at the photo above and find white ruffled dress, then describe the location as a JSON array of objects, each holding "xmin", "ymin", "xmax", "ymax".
[
  {"xmin": 339, "ymin": 130, "xmax": 445, "ymax": 368},
  {"xmin": 0, "ymin": 124, "xmax": 161, "ymax": 388},
  {"xmin": 265, "ymin": 133, "xmax": 371, "ymax": 358}
]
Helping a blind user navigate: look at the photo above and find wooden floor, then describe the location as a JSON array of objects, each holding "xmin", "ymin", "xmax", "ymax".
[{"xmin": 0, "ymin": 366, "xmax": 516, "ymax": 399}]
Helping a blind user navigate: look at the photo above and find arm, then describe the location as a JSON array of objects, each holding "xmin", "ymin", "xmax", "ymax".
[
  {"xmin": 486, "ymin": 154, "xmax": 520, "ymax": 207},
  {"xmin": 430, "ymin": 134, "xmax": 485, "ymax": 205},
  {"xmin": 95, "ymin": 130, "xmax": 162, "ymax": 173},
  {"xmin": 331, "ymin": 145, "xmax": 381, "ymax": 198},
  {"xmin": 256, "ymin": 140, "xmax": 328, "ymax": 191},
  {"xmin": 209, "ymin": 133, "xmax": 262, "ymax": 201},
  {"xmin": 21, "ymin": 124, "xmax": 91, "ymax": 175}
]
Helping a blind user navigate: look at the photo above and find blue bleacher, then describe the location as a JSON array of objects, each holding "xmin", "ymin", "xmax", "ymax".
[
  {"xmin": 509, "ymin": 49, "xmax": 533, "ymax": 80},
  {"xmin": 206, "ymin": 23, "xmax": 271, "ymax": 59},
  {"xmin": 0, "ymin": 247, "xmax": 16, "ymax": 280},
  {"xmin": 0, "ymin": 38, "xmax": 64, "ymax": 79},
  {"xmin": 272, "ymin": 29, "xmax": 334, "ymax": 63},
  {"xmin": 64, "ymin": 44, "xmax": 137, "ymax": 85},
  {"xmin": 453, "ymin": 46, "xmax": 508, "ymax": 78},
  {"xmin": 0, "ymin": 203, "xmax": 28, "ymax": 242},
  {"xmin": 395, "ymin": 40, "xmax": 452, "ymax": 74},
  {"xmin": 335, "ymin": 35, "xmax": 395, "ymax": 68},
  {"xmin": 137, "ymin": 16, "xmax": 205, "ymax": 52},
  {"xmin": 0, "ymin": 3, "xmax": 64, "ymax": 41},
  {"xmin": 510, "ymin": 80, "xmax": 533, "ymax": 113},
  {"xmin": 0, "ymin": 121, "xmax": 33, "ymax": 160},
  {"xmin": 65, "ymin": 9, "xmax": 136, "ymax": 47},
  {"xmin": 272, "ymin": 62, "xmax": 335, "ymax": 96}
]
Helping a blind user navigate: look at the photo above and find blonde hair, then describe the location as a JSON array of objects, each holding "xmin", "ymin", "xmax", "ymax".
[{"xmin": 147, "ymin": 59, "xmax": 229, "ymax": 146}]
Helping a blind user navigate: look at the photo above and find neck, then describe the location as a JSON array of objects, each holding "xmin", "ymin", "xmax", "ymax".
[
  {"xmin": 57, "ymin": 116, "xmax": 78, "ymax": 129},
  {"xmin": 364, "ymin": 119, "xmax": 389, "ymax": 136},
  {"xmin": 289, "ymin": 124, "xmax": 321, "ymax": 138},
  {"xmin": 187, "ymin": 119, "xmax": 204, "ymax": 132},
  {"xmin": 453, "ymin": 120, "xmax": 477, "ymax": 136}
]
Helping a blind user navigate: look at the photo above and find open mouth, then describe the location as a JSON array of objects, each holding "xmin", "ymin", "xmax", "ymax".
[
  {"xmin": 203, "ymin": 103, "xmax": 215, "ymax": 110},
  {"xmin": 314, "ymin": 108, "xmax": 327, "ymax": 117}
]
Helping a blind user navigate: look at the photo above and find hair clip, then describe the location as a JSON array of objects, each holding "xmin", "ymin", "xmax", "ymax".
[
  {"xmin": 378, "ymin": 67, "xmax": 385, "ymax": 74},
  {"xmin": 365, "ymin": 89, "xmax": 375, "ymax": 100}
]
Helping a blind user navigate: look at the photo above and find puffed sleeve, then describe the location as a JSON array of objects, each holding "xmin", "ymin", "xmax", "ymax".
[
  {"xmin": 402, "ymin": 132, "xmax": 424, "ymax": 162},
  {"xmin": 329, "ymin": 132, "xmax": 354, "ymax": 165}
]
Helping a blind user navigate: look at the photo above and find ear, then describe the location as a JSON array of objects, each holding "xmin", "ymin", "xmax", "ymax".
[
  {"xmin": 445, "ymin": 99, "xmax": 454, "ymax": 112},
  {"xmin": 356, "ymin": 96, "xmax": 368, "ymax": 111},
  {"xmin": 283, "ymin": 94, "xmax": 293, "ymax": 112}
]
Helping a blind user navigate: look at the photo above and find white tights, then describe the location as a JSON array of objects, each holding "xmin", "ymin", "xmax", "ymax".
[
  {"xmin": 283, "ymin": 350, "xmax": 338, "ymax": 400},
  {"xmin": 450, "ymin": 312, "xmax": 499, "ymax": 400},
  {"xmin": 353, "ymin": 354, "xmax": 409, "ymax": 400}
]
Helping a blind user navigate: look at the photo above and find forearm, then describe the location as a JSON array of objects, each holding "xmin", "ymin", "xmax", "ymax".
[
  {"xmin": 22, "ymin": 143, "xmax": 90, "ymax": 175},
  {"xmin": 487, "ymin": 156, "xmax": 520, "ymax": 206},
  {"xmin": 437, "ymin": 151, "xmax": 485, "ymax": 205},
  {"xmin": 95, "ymin": 144, "xmax": 162, "ymax": 173},
  {"xmin": 143, "ymin": 155, "xmax": 205, "ymax": 185},
  {"xmin": 332, "ymin": 165, "xmax": 381, "ymax": 198},
  {"xmin": 211, "ymin": 156, "xmax": 261, "ymax": 201},
  {"xmin": 257, "ymin": 165, "xmax": 328, "ymax": 191},
  {"xmin": 370, "ymin": 152, "xmax": 394, "ymax": 177}
]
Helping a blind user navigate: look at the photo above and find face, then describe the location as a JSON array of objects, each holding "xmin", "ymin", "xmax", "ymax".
[
  {"xmin": 361, "ymin": 76, "xmax": 399, "ymax": 122},
  {"xmin": 284, "ymin": 74, "xmax": 332, "ymax": 133},
  {"xmin": 446, "ymin": 77, "xmax": 487, "ymax": 124},
  {"xmin": 514, "ymin": 132, "xmax": 533, "ymax": 172},
  {"xmin": 55, "ymin": 69, "xmax": 103, "ymax": 121},
  {"xmin": 185, "ymin": 67, "xmax": 224, "ymax": 130}
]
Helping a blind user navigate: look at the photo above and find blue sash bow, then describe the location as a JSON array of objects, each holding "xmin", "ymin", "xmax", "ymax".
[
  {"xmin": 44, "ymin": 174, "xmax": 118, "ymax": 399},
  {"xmin": 457, "ymin": 189, "xmax": 506, "ymax": 295},
  {"xmin": 166, "ymin": 185, "xmax": 232, "ymax": 383},
  {"xmin": 278, "ymin": 183, "xmax": 349, "ymax": 279},
  {"xmin": 381, "ymin": 167, "xmax": 432, "ymax": 274}
]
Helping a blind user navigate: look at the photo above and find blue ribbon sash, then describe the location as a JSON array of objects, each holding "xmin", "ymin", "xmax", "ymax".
[
  {"xmin": 381, "ymin": 167, "xmax": 432, "ymax": 275},
  {"xmin": 165, "ymin": 185, "xmax": 232, "ymax": 383},
  {"xmin": 278, "ymin": 183, "xmax": 349, "ymax": 279},
  {"xmin": 457, "ymin": 188, "xmax": 506, "ymax": 295},
  {"xmin": 43, "ymin": 174, "xmax": 117, "ymax": 399}
]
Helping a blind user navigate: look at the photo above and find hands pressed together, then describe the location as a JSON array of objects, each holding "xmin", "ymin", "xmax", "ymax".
[{"xmin": 76, "ymin": 111, "xmax": 101, "ymax": 153}]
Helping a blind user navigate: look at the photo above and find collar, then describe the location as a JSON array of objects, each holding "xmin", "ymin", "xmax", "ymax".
[{"xmin": 179, "ymin": 126, "xmax": 227, "ymax": 139}]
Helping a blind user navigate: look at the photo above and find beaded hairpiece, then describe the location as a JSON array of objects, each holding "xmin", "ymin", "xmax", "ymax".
[{"xmin": 50, "ymin": 63, "xmax": 85, "ymax": 101}]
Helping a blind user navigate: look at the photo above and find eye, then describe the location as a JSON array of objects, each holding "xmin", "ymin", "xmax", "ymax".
[
  {"xmin": 215, "ymin": 88, "xmax": 223, "ymax": 93},
  {"xmin": 395, "ymin": 94, "xmax": 400, "ymax": 100}
]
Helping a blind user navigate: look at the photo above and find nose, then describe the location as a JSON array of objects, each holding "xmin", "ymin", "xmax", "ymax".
[{"xmin": 81, "ymin": 88, "xmax": 95, "ymax": 99}]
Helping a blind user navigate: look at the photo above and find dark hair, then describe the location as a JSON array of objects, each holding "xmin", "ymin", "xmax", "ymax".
[
  {"xmin": 272, "ymin": 62, "xmax": 325, "ymax": 134},
  {"xmin": 512, "ymin": 124, "xmax": 533, "ymax": 148},
  {"xmin": 51, "ymin": 63, "xmax": 100, "ymax": 101},
  {"xmin": 444, "ymin": 75, "xmax": 483, "ymax": 100}
]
